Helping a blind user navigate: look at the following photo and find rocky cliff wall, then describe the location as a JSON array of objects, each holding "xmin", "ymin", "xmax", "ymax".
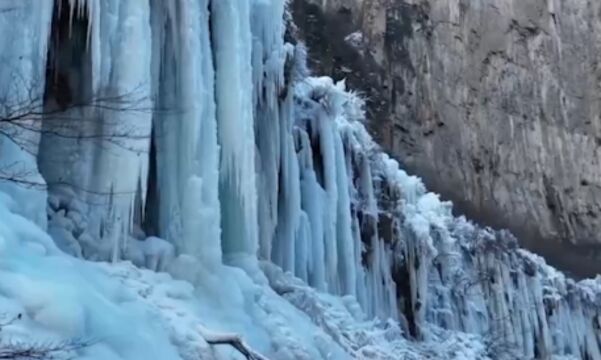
[{"xmin": 291, "ymin": 0, "xmax": 601, "ymax": 277}]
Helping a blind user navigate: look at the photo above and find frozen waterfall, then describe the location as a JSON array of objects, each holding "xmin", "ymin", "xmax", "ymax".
[{"xmin": 0, "ymin": 0, "xmax": 598, "ymax": 359}]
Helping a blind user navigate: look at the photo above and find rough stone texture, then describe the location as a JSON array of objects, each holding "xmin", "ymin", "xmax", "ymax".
[{"xmin": 291, "ymin": 0, "xmax": 601, "ymax": 277}]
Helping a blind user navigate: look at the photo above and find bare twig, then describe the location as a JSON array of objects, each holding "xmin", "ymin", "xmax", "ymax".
[
  {"xmin": 0, "ymin": 314, "xmax": 94, "ymax": 360},
  {"xmin": 198, "ymin": 325, "xmax": 270, "ymax": 360}
]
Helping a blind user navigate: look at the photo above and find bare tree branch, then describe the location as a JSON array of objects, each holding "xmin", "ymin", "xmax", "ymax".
[
  {"xmin": 0, "ymin": 67, "xmax": 164, "ymax": 197},
  {"xmin": 0, "ymin": 339, "xmax": 91, "ymax": 360},
  {"xmin": 198, "ymin": 325, "xmax": 270, "ymax": 360},
  {"xmin": 0, "ymin": 314, "xmax": 93, "ymax": 360}
]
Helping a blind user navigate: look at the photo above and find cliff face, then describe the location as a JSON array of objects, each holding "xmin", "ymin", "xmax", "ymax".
[{"xmin": 291, "ymin": 0, "xmax": 601, "ymax": 277}]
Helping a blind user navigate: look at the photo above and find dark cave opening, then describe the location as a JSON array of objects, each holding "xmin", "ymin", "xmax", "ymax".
[
  {"xmin": 44, "ymin": 0, "xmax": 93, "ymax": 111},
  {"xmin": 38, "ymin": 0, "xmax": 95, "ymax": 195}
]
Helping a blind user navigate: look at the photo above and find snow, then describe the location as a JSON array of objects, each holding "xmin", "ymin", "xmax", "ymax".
[
  {"xmin": 0, "ymin": 149, "xmax": 496, "ymax": 360},
  {"xmin": 0, "ymin": 196, "xmax": 181, "ymax": 360},
  {"xmin": 262, "ymin": 262, "xmax": 493, "ymax": 360},
  {"xmin": 0, "ymin": 194, "xmax": 343, "ymax": 360},
  {"xmin": 0, "ymin": 189, "xmax": 495, "ymax": 360},
  {"xmin": 344, "ymin": 31, "xmax": 364, "ymax": 49}
]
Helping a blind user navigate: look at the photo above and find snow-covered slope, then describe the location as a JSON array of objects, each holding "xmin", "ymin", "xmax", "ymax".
[
  {"xmin": 0, "ymin": 190, "xmax": 495, "ymax": 360},
  {"xmin": 0, "ymin": 1, "xmax": 598, "ymax": 359}
]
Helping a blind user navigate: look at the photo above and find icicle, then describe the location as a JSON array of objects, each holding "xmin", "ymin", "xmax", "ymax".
[
  {"xmin": 85, "ymin": 0, "xmax": 94, "ymax": 52},
  {"xmin": 77, "ymin": 0, "xmax": 83, "ymax": 20},
  {"xmin": 58, "ymin": 0, "xmax": 63, "ymax": 25},
  {"xmin": 68, "ymin": 0, "xmax": 75, "ymax": 38},
  {"xmin": 334, "ymin": 133, "xmax": 357, "ymax": 296}
]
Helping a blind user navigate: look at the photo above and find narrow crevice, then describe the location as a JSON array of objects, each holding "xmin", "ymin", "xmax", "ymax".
[{"xmin": 142, "ymin": 127, "xmax": 160, "ymax": 237}]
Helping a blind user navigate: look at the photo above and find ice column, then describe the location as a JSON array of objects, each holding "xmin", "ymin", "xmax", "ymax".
[
  {"xmin": 211, "ymin": 0, "xmax": 260, "ymax": 266},
  {"xmin": 149, "ymin": 0, "xmax": 221, "ymax": 269}
]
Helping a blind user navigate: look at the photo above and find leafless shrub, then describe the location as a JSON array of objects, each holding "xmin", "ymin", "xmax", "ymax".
[{"xmin": 0, "ymin": 314, "xmax": 93, "ymax": 360}]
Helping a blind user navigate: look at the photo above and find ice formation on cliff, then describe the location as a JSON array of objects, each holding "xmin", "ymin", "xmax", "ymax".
[{"xmin": 0, "ymin": 0, "xmax": 598, "ymax": 359}]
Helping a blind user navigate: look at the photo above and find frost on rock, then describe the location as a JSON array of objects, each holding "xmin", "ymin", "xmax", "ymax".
[
  {"xmin": 261, "ymin": 261, "xmax": 492, "ymax": 360},
  {"xmin": 288, "ymin": 76, "xmax": 601, "ymax": 359},
  {"xmin": 286, "ymin": 77, "xmax": 399, "ymax": 320}
]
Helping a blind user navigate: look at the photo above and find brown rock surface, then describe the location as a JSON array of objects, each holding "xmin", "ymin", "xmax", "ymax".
[{"xmin": 291, "ymin": 0, "xmax": 601, "ymax": 277}]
